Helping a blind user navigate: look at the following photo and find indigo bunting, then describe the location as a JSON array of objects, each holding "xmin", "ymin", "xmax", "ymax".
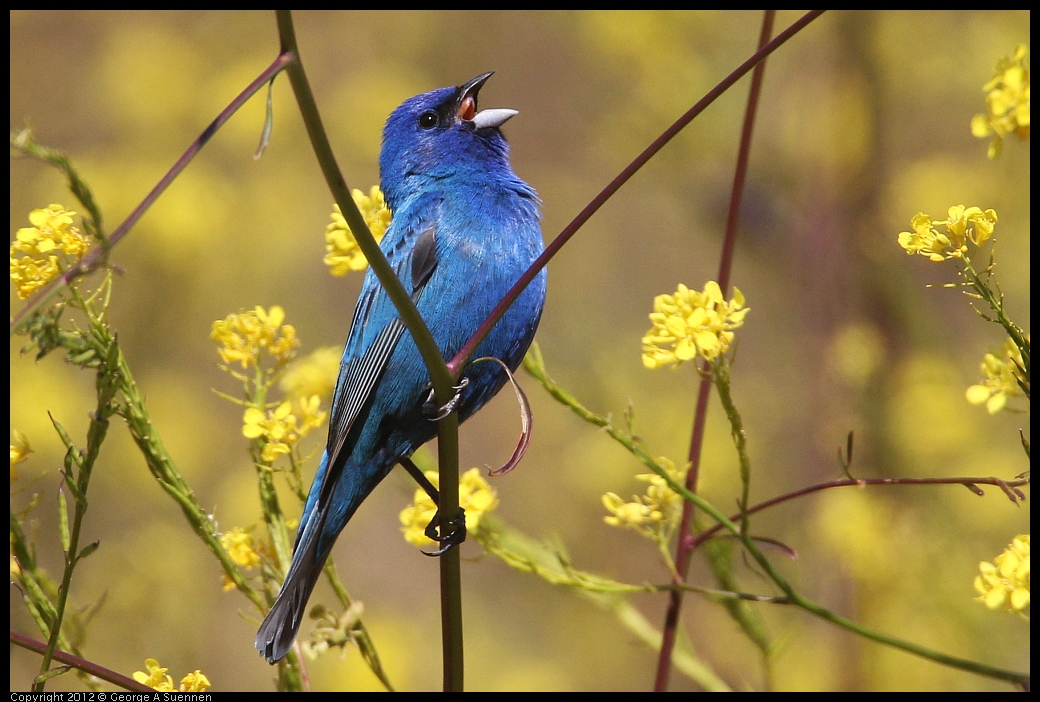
[{"xmin": 256, "ymin": 72, "xmax": 546, "ymax": 663}]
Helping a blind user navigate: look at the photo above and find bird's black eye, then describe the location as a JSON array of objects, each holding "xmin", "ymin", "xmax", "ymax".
[{"xmin": 418, "ymin": 111, "xmax": 438, "ymax": 130}]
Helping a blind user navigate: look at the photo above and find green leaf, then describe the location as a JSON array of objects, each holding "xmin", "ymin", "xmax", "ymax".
[
  {"xmin": 34, "ymin": 666, "xmax": 73, "ymax": 685},
  {"xmin": 254, "ymin": 77, "xmax": 276, "ymax": 159},
  {"xmin": 58, "ymin": 489, "xmax": 71, "ymax": 555}
]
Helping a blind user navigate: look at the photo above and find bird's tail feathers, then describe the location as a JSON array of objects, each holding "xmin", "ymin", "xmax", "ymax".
[{"xmin": 254, "ymin": 516, "xmax": 326, "ymax": 664}]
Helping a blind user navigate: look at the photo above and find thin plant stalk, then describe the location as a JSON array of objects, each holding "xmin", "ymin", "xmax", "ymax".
[
  {"xmin": 32, "ymin": 290, "xmax": 119, "ymax": 692},
  {"xmin": 273, "ymin": 10, "xmax": 465, "ymax": 689},
  {"xmin": 642, "ymin": 426, "xmax": 1030, "ymax": 687},
  {"xmin": 691, "ymin": 474, "xmax": 1030, "ymax": 549},
  {"xmin": 655, "ymin": 9, "xmax": 776, "ymax": 691},
  {"xmin": 12, "ymin": 631, "xmax": 152, "ymax": 692}
]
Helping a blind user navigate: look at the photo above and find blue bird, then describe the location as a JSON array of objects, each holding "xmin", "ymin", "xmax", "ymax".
[{"xmin": 256, "ymin": 72, "xmax": 546, "ymax": 663}]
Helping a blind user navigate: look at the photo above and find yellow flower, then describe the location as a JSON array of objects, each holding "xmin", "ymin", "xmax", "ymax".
[
  {"xmin": 133, "ymin": 658, "xmax": 175, "ymax": 691},
  {"xmin": 642, "ymin": 282, "xmax": 749, "ymax": 369},
  {"xmin": 975, "ymin": 534, "xmax": 1030, "ymax": 613},
  {"xmin": 10, "ymin": 430, "xmax": 31, "ymax": 481},
  {"xmin": 602, "ymin": 493, "xmax": 660, "ymax": 529},
  {"xmin": 966, "ymin": 338, "xmax": 1027, "ymax": 413},
  {"xmin": 178, "ymin": 670, "xmax": 212, "ymax": 692},
  {"xmin": 281, "ymin": 346, "xmax": 341, "ymax": 403},
  {"xmin": 295, "ymin": 394, "xmax": 328, "ymax": 437},
  {"xmin": 971, "ymin": 45, "xmax": 1030, "ymax": 158},
  {"xmin": 400, "ymin": 468, "xmax": 499, "ymax": 547},
  {"xmin": 220, "ymin": 527, "xmax": 261, "ymax": 569},
  {"xmin": 211, "ymin": 305, "xmax": 300, "ymax": 370},
  {"xmin": 602, "ymin": 457, "xmax": 687, "ymax": 540},
  {"xmin": 132, "ymin": 659, "xmax": 211, "ymax": 692},
  {"xmin": 242, "ymin": 396, "xmax": 326, "ymax": 463},
  {"xmin": 897, "ymin": 206, "xmax": 998, "ymax": 262},
  {"xmin": 243, "ymin": 401, "xmax": 296, "ymax": 462},
  {"xmin": 324, "ymin": 186, "xmax": 392, "ymax": 276},
  {"xmin": 10, "ymin": 204, "xmax": 90, "ymax": 299},
  {"xmin": 10, "ymin": 255, "xmax": 60, "ymax": 300},
  {"xmin": 945, "ymin": 205, "xmax": 998, "ymax": 248}
]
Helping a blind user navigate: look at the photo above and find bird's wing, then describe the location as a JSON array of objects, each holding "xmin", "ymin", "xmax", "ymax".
[
  {"xmin": 318, "ymin": 223, "xmax": 439, "ymax": 506},
  {"xmin": 259, "ymin": 220, "xmax": 443, "ymax": 662}
]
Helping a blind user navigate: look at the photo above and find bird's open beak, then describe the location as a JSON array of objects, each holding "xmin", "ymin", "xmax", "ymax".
[{"xmin": 457, "ymin": 72, "xmax": 518, "ymax": 130}]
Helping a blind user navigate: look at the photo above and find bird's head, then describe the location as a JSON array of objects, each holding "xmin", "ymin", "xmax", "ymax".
[{"xmin": 379, "ymin": 72, "xmax": 518, "ymax": 210}]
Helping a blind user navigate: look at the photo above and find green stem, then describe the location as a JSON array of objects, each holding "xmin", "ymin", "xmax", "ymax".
[
  {"xmin": 323, "ymin": 559, "xmax": 395, "ymax": 692},
  {"xmin": 10, "ymin": 131, "xmax": 106, "ymax": 243},
  {"xmin": 437, "ymin": 412, "xmax": 463, "ymax": 691},
  {"xmin": 525, "ymin": 345, "xmax": 1029, "ymax": 687},
  {"xmin": 115, "ymin": 341, "xmax": 263, "ymax": 608},
  {"xmin": 255, "ymin": 459, "xmax": 294, "ymax": 573},
  {"xmin": 713, "ymin": 360, "xmax": 752, "ymax": 535},
  {"xmin": 274, "ymin": 10, "xmax": 464, "ymax": 689},
  {"xmin": 250, "ymin": 366, "xmax": 294, "ymax": 574},
  {"xmin": 474, "ymin": 515, "xmax": 730, "ymax": 690},
  {"xmin": 33, "ymin": 313, "xmax": 116, "ymax": 691},
  {"xmin": 963, "ymin": 257, "xmax": 1030, "ymax": 395},
  {"xmin": 658, "ymin": 457, "xmax": 1028, "ymax": 685},
  {"xmin": 271, "ymin": 14, "xmax": 452, "ymax": 393},
  {"xmin": 524, "ymin": 345, "xmax": 773, "ymax": 655}
]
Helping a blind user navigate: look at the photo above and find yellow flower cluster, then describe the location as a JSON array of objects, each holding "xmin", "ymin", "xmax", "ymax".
[
  {"xmin": 219, "ymin": 527, "xmax": 261, "ymax": 591},
  {"xmin": 242, "ymin": 396, "xmax": 327, "ymax": 463},
  {"xmin": 897, "ymin": 205, "xmax": 998, "ymax": 262},
  {"xmin": 642, "ymin": 282, "xmax": 749, "ymax": 369},
  {"xmin": 221, "ymin": 527, "xmax": 261, "ymax": 568},
  {"xmin": 602, "ymin": 457, "xmax": 687, "ymax": 540},
  {"xmin": 324, "ymin": 186, "xmax": 392, "ymax": 276},
  {"xmin": 966, "ymin": 338, "xmax": 1027, "ymax": 414},
  {"xmin": 280, "ymin": 346, "xmax": 341, "ymax": 403},
  {"xmin": 400, "ymin": 468, "xmax": 499, "ymax": 547},
  {"xmin": 971, "ymin": 45, "xmax": 1030, "ymax": 159},
  {"xmin": 10, "ymin": 204, "xmax": 91, "ymax": 299},
  {"xmin": 132, "ymin": 659, "xmax": 211, "ymax": 692},
  {"xmin": 974, "ymin": 534, "xmax": 1030, "ymax": 614},
  {"xmin": 10, "ymin": 430, "xmax": 31, "ymax": 482},
  {"xmin": 211, "ymin": 305, "xmax": 300, "ymax": 370}
]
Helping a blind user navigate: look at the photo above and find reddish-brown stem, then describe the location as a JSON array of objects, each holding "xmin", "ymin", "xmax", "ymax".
[
  {"xmin": 10, "ymin": 51, "xmax": 296, "ymax": 334},
  {"xmin": 690, "ymin": 475, "xmax": 1030, "ymax": 550},
  {"xmin": 654, "ymin": 10, "xmax": 777, "ymax": 692},
  {"xmin": 446, "ymin": 10, "xmax": 826, "ymax": 378},
  {"xmin": 10, "ymin": 630, "xmax": 153, "ymax": 692}
]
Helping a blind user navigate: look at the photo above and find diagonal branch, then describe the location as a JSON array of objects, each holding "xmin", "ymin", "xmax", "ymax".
[
  {"xmin": 446, "ymin": 10, "xmax": 826, "ymax": 378},
  {"xmin": 10, "ymin": 51, "xmax": 296, "ymax": 334},
  {"xmin": 11, "ymin": 630, "xmax": 153, "ymax": 692},
  {"xmin": 690, "ymin": 474, "xmax": 1031, "ymax": 549}
]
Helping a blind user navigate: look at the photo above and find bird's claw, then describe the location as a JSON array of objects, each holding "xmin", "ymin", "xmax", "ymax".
[
  {"xmin": 423, "ymin": 378, "xmax": 470, "ymax": 421},
  {"xmin": 421, "ymin": 508, "xmax": 467, "ymax": 557}
]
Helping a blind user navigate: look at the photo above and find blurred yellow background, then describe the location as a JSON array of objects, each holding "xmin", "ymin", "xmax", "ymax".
[{"xmin": 10, "ymin": 10, "xmax": 1029, "ymax": 691}]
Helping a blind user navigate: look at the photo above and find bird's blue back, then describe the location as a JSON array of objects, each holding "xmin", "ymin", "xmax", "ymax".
[{"xmin": 256, "ymin": 75, "xmax": 545, "ymax": 663}]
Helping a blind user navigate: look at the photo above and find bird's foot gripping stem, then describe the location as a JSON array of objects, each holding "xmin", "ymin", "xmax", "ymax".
[
  {"xmin": 399, "ymin": 455, "xmax": 468, "ymax": 556},
  {"xmin": 422, "ymin": 508, "xmax": 467, "ymax": 557},
  {"xmin": 423, "ymin": 378, "xmax": 469, "ymax": 421}
]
